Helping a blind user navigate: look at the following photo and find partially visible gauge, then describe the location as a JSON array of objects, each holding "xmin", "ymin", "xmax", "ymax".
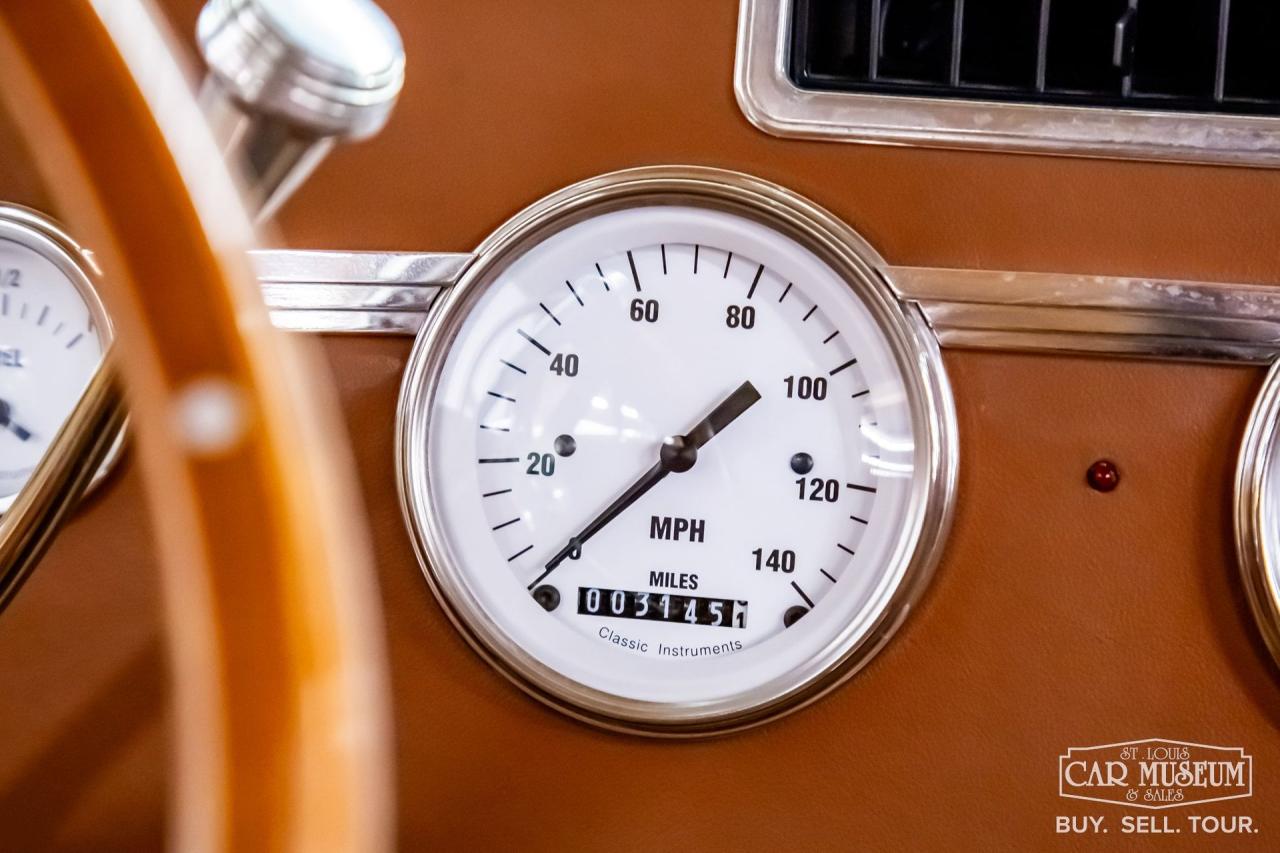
[
  {"xmin": 0, "ymin": 205, "xmax": 115, "ymax": 513},
  {"xmin": 1236, "ymin": 360, "xmax": 1280, "ymax": 668},
  {"xmin": 398, "ymin": 167, "xmax": 957, "ymax": 734}
]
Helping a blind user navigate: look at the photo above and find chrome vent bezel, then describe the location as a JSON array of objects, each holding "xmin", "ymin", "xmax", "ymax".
[{"xmin": 736, "ymin": 0, "xmax": 1280, "ymax": 166}]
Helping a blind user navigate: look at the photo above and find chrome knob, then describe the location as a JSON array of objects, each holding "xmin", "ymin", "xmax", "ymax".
[{"xmin": 196, "ymin": 0, "xmax": 405, "ymax": 220}]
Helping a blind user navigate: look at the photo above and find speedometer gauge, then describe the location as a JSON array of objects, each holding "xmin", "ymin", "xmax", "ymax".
[
  {"xmin": 0, "ymin": 205, "xmax": 115, "ymax": 513},
  {"xmin": 398, "ymin": 167, "xmax": 957, "ymax": 734}
]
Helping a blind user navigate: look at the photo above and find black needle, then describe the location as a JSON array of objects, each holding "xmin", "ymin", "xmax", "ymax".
[
  {"xmin": 0, "ymin": 398, "xmax": 33, "ymax": 442},
  {"xmin": 529, "ymin": 380, "xmax": 761, "ymax": 589}
]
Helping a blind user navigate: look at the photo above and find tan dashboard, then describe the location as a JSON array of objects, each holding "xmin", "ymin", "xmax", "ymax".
[{"xmin": 0, "ymin": 0, "xmax": 1278, "ymax": 849}]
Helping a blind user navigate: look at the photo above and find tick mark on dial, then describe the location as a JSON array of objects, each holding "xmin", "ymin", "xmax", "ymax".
[
  {"xmin": 829, "ymin": 356, "xmax": 858, "ymax": 375},
  {"xmin": 849, "ymin": 514, "xmax": 868, "ymax": 525},
  {"xmin": 851, "ymin": 389, "xmax": 870, "ymax": 399},
  {"xmin": 722, "ymin": 252, "xmax": 734, "ymax": 278},
  {"xmin": 820, "ymin": 568, "xmax": 837, "ymax": 583},
  {"xmin": 487, "ymin": 391, "xmax": 516, "ymax": 403},
  {"xmin": 790, "ymin": 452, "xmax": 814, "ymax": 475},
  {"xmin": 836, "ymin": 543, "xmax": 856, "ymax": 557},
  {"xmin": 783, "ymin": 605, "xmax": 809, "ymax": 627},
  {"xmin": 790, "ymin": 581, "xmax": 815, "ymax": 608},
  {"xmin": 627, "ymin": 250, "xmax": 642, "ymax": 292},
  {"xmin": 482, "ymin": 488, "xmax": 513, "ymax": 498},
  {"xmin": 693, "ymin": 245, "xmax": 700, "ymax": 274},
  {"xmin": 539, "ymin": 302, "xmax": 562, "ymax": 326},
  {"xmin": 479, "ymin": 457, "xmax": 520, "ymax": 464},
  {"xmin": 847, "ymin": 483, "xmax": 877, "ymax": 493},
  {"xmin": 564, "ymin": 280, "xmax": 583, "ymax": 306},
  {"xmin": 517, "ymin": 328, "xmax": 551, "ymax": 356},
  {"xmin": 802, "ymin": 305, "xmax": 817, "ymax": 322},
  {"xmin": 778, "ymin": 282, "xmax": 792, "ymax": 303},
  {"xmin": 747, "ymin": 264, "xmax": 764, "ymax": 299},
  {"xmin": 822, "ymin": 330, "xmax": 840, "ymax": 344},
  {"xmin": 492, "ymin": 517, "xmax": 521, "ymax": 531},
  {"xmin": 37, "ymin": 305, "xmax": 49, "ymax": 326},
  {"xmin": 500, "ymin": 359, "xmax": 527, "ymax": 375},
  {"xmin": 554, "ymin": 434, "xmax": 576, "ymax": 457},
  {"xmin": 661, "ymin": 244, "xmax": 668, "ymax": 275},
  {"xmin": 507, "ymin": 544, "xmax": 534, "ymax": 562},
  {"xmin": 595, "ymin": 263, "xmax": 610, "ymax": 291},
  {"xmin": 65, "ymin": 333, "xmax": 83, "ymax": 350},
  {"xmin": 479, "ymin": 424, "xmax": 510, "ymax": 432}
]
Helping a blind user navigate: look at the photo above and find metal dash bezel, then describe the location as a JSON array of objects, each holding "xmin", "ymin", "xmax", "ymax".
[{"xmin": 1235, "ymin": 359, "xmax": 1280, "ymax": 669}]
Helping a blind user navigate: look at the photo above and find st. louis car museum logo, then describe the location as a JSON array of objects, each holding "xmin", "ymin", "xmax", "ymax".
[{"xmin": 1059, "ymin": 739, "xmax": 1252, "ymax": 809}]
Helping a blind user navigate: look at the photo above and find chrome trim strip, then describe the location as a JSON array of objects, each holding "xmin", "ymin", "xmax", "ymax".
[
  {"xmin": 255, "ymin": 249, "xmax": 1280, "ymax": 361},
  {"xmin": 888, "ymin": 266, "xmax": 1280, "ymax": 363},
  {"xmin": 735, "ymin": 0, "xmax": 1280, "ymax": 167},
  {"xmin": 253, "ymin": 249, "xmax": 471, "ymax": 334}
]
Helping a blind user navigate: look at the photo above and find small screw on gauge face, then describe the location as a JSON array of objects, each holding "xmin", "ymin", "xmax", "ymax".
[
  {"xmin": 554, "ymin": 434, "xmax": 576, "ymax": 457},
  {"xmin": 1087, "ymin": 459, "xmax": 1120, "ymax": 493},
  {"xmin": 532, "ymin": 584, "xmax": 561, "ymax": 611},
  {"xmin": 783, "ymin": 605, "xmax": 809, "ymax": 628},
  {"xmin": 790, "ymin": 452, "xmax": 814, "ymax": 475}
]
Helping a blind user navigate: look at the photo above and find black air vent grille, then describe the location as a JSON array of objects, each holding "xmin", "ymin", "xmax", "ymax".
[{"xmin": 790, "ymin": 0, "xmax": 1280, "ymax": 115}]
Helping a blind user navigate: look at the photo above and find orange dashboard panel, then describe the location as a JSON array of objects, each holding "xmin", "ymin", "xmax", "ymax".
[{"xmin": 0, "ymin": 0, "xmax": 1278, "ymax": 850}]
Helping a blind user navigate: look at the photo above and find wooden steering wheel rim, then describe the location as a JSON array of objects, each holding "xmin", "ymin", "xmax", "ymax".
[{"xmin": 0, "ymin": 3, "xmax": 392, "ymax": 851}]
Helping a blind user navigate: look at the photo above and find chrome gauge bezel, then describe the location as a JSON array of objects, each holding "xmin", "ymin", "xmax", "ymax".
[
  {"xmin": 396, "ymin": 166, "xmax": 959, "ymax": 735},
  {"xmin": 1235, "ymin": 359, "xmax": 1280, "ymax": 668},
  {"xmin": 0, "ymin": 203, "xmax": 119, "ymax": 514}
]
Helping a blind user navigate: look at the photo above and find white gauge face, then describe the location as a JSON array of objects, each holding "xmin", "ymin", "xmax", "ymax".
[
  {"xmin": 400, "ymin": 171, "xmax": 955, "ymax": 732},
  {"xmin": 0, "ymin": 215, "xmax": 110, "ymax": 511}
]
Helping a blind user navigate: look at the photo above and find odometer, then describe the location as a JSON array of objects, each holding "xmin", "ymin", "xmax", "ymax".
[{"xmin": 398, "ymin": 167, "xmax": 957, "ymax": 734}]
